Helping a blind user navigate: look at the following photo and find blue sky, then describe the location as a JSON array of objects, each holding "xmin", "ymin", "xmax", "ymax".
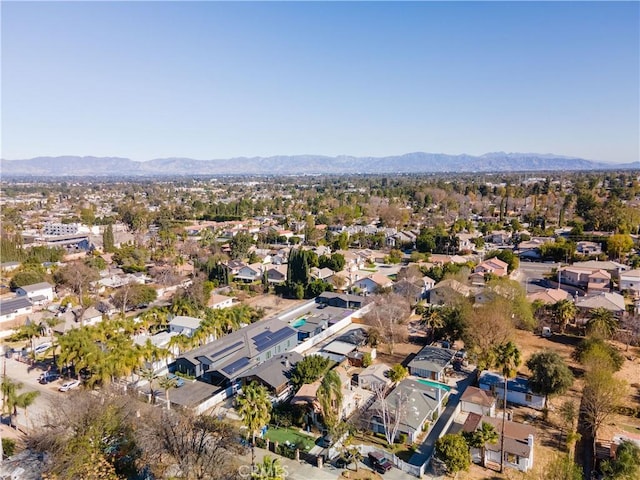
[{"xmin": 2, "ymin": 1, "xmax": 638, "ymax": 163}]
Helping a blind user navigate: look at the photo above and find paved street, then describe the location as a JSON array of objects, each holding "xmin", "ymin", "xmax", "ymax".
[{"xmin": 2, "ymin": 356, "xmax": 62, "ymax": 430}]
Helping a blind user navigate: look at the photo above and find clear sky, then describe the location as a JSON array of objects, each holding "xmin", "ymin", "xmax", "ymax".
[{"xmin": 2, "ymin": 1, "xmax": 639, "ymax": 163}]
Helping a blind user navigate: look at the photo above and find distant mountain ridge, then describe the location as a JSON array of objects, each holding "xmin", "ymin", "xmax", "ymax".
[{"xmin": 1, "ymin": 153, "xmax": 638, "ymax": 176}]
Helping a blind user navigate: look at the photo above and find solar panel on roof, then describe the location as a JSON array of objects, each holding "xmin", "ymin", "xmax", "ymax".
[
  {"xmin": 209, "ymin": 341, "xmax": 244, "ymax": 360},
  {"xmin": 222, "ymin": 357, "xmax": 250, "ymax": 376},
  {"xmin": 253, "ymin": 327, "xmax": 294, "ymax": 352}
]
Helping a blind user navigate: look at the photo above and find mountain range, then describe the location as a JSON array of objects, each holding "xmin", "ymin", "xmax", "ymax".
[{"xmin": 1, "ymin": 153, "xmax": 638, "ymax": 177}]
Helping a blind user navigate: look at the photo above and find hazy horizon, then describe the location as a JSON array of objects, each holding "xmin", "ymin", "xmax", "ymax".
[{"xmin": 2, "ymin": 1, "xmax": 638, "ymax": 163}]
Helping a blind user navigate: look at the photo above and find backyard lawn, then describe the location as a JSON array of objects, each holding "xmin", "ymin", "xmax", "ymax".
[{"xmin": 264, "ymin": 426, "xmax": 316, "ymax": 451}]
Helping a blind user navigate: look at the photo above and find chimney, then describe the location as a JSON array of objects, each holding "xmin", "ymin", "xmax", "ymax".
[{"xmin": 527, "ymin": 434, "xmax": 534, "ymax": 447}]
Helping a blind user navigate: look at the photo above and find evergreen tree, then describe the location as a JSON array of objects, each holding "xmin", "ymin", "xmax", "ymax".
[{"xmin": 102, "ymin": 223, "xmax": 115, "ymax": 253}]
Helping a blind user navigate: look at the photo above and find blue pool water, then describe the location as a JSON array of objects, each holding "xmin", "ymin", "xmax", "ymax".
[
  {"xmin": 292, "ymin": 318, "xmax": 307, "ymax": 328},
  {"xmin": 416, "ymin": 378, "xmax": 452, "ymax": 392}
]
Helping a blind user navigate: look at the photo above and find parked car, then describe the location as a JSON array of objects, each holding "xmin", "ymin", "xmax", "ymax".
[
  {"xmin": 39, "ymin": 372, "xmax": 60, "ymax": 384},
  {"xmin": 166, "ymin": 373, "xmax": 185, "ymax": 388},
  {"xmin": 316, "ymin": 434, "xmax": 333, "ymax": 448},
  {"xmin": 368, "ymin": 451, "xmax": 393, "ymax": 474},
  {"xmin": 59, "ymin": 379, "xmax": 81, "ymax": 392}
]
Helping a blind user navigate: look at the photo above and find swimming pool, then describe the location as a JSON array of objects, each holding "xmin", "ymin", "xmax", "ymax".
[
  {"xmin": 291, "ymin": 318, "xmax": 307, "ymax": 328},
  {"xmin": 416, "ymin": 378, "xmax": 452, "ymax": 392}
]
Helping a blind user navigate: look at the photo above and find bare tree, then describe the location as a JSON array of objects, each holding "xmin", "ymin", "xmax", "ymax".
[
  {"xmin": 135, "ymin": 408, "xmax": 244, "ymax": 480},
  {"xmin": 370, "ymin": 381, "xmax": 408, "ymax": 446},
  {"xmin": 582, "ymin": 369, "xmax": 627, "ymax": 468},
  {"xmin": 364, "ymin": 292, "xmax": 410, "ymax": 354}
]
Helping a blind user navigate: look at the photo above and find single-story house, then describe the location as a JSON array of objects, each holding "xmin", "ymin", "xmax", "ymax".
[
  {"xmin": 408, "ymin": 345, "xmax": 456, "ymax": 382},
  {"xmin": 460, "ymin": 386, "xmax": 496, "ymax": 417},
  {"xmin": 352, "ymin": 273, "xmax": 393, "ymax": 296},
  {"xmin": 317, "ymin": 292, "xmax": 364, "ymax": 309},
  {"xmin": 320, "ymin": 340, "xmax": 357, "ymax": 363},
  {"xmin": 526, "ymin": 288, "xmax": 571, "ymax": 305},
  {"xmin": 16, "ymin": 282, "xmax": 55, "ymax": 303},
  {"xmin": 0, "ymin": 297, "xmax": 33, "ymax": 324},
  {"xmin": 208, "ymin": 293, "xmax": 233, "ymax": 310},
  {"xmin": 295, "ymin": 316, "xmax": 328, "ymax": 341},
  {"xmin": 169, "ymin": 315, "xmax": 202, "ymax": 337},
  {"xmin": 575, "ymin": 292, "xmax": 626, "ymax": 316},
  {"xmin": 358, "ymin": 363, "xmax": 391, "ymax": 391},
  {"xmin": 369, "ymin": 378, "xmax": 448, "ymax": 443},
  {"xmin": 464, "ymin": 413, "xmax": 536, "ymax": 472},
  {"xmin": 478, "ymin": 371, "xmax": 545, "ymax": 410},
  {"xmin": 54, "ymin": 306, "xmax": 103, "ymax": 333},
  {"xmin": 0, "ymin": 261, "xmax": 21, "ymax": 272},
  {"xmin": 429, "ymin": 279, "xmax": 475, "ymax": 305}
]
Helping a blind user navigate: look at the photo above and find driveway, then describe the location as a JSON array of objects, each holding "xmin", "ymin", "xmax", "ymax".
[{"xmin": 408, "ymin": 370, "xmax": 475, "ymax": 467}]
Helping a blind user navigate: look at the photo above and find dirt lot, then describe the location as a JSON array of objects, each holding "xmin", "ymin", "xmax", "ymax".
[{"xmin": 239, "ymin": 293, "xmax": 308, "ymax": 317}]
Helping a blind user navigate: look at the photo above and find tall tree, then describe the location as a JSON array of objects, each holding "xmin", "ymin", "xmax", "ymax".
[
  {"xmin": 434, "ymin": 433, "xmax": 471, "ymax": 477},
  {"xmin": 464, "ymin": 421, "xmax": 498, "ymax": 468},
  {"xmin": 553, "ymin": 299, "xmax": 577, "ymax": 333},
  {"xmin": 316, "ymin": 370, "xmax": 343, "ymax": 432},
  {"xmin": 493, "ymin": 341, "xmax": 521, "ymax": 473},
  {"xmin": 236, "ymin": 382, "xmax": 271, "ymax": 443},
  {"xmin": 601, "ymin": 440, "xmax": 640, "ymax": 480},
  {"xmin": 102, "ymin": 223, "xmax": 115, "ymax": 252},
  {"xmin": 587, "ymin": 307, "xmax": 618, "ymax": 339},
  {"xmin": 526, "ymin": 351, "xmax": 574, "ymax": 407},
  {"xmin": 582, "ymin": 368, "xmax": 626, "ymax": 468}
]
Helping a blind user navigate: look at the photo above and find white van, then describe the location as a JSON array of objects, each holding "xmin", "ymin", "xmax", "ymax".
[{"xmin": 541, "ymin": 327, "xmax": 552, "ymax": 338}]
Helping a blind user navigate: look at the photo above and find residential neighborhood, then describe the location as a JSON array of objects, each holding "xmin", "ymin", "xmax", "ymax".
[{"xmin": 0, "ymin": 170, "xmax": 639, "ymax": 480}]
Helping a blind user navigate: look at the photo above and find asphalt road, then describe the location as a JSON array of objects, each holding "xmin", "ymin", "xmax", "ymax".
[{"xmin": 2, "ymin": 356, "xmax": 63, "ymax": 430}]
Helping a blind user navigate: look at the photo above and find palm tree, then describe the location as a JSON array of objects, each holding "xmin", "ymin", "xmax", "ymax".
[
  {"xmin": 316, "ymin": 370, "xmax": 343, "ymax": 432},
  {"xmin": 587, "ymin": 307, "xmax": 617, "ymax": 339},
  {"xmin": 494, "ymin": 341, "xmax": 521, "ymax": 473},
  {"xmin": 158, "ymin": 375, "xmax": 177, "ymax": 410},
  {"xmin": 139, "ymin": 367, "xmax": 158, "ymax": 404},
  {"xmin": 1, "ymin": 378, "xmax": 20, "ymax": 417},
  {"xmin": 236, "ymin": 382, "xmax": 272, "ymax": 443},
  {"xmin": 468, "ymin": 421, "xmax": 499, "ymax": 468},
  {"xmin": 15, "ymin": 390, "xmax": 39, "ymax": 429},
  {"xmin": 553, "ymin": 299, "xmax": 577, "ymax": 333},
  {"xmin": 252, "ymin": 455, "xmax": 285, "ymax": 480}
]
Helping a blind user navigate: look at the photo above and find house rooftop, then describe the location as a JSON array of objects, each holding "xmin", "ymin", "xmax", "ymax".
[
  {"xmin": 0, "ymin": 296, "xmax": 33, "ymax": 316},
  {"xmin": 238, "ymin": 351, "xmax": 302, "ymax": 391},
  {"xmin": 408, "ymin": 345, "xmax": 456, "ymax": 373},
  {"xmin": 479, "ymin": 371, "xmax": 534, "ymax": 395},
  {"xmin": 461, "ymin": 386, "xmax": 496, "ymax": 408},
  {"xmin": 17, "ymin": 282, "xmax": 53, "ymax": 292},
  {"xmin": 575, "ymin": 292, "xmax": 626, "ymax": 312}
]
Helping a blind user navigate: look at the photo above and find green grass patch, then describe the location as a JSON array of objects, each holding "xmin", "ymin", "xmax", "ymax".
[
  {"xmin": 619, "ymin": 424, "xmax": 640, "ymax": 434},
  {"xmin": 264, "ymin": 427, "xmax": 316, "ymax": 451}
]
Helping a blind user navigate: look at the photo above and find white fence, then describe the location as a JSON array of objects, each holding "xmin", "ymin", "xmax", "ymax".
[{"xmin": 194, "ymin": 385, "xmax": 234, "ymax": 415}]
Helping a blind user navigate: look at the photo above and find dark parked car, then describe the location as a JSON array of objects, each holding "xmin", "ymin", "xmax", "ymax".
[
  {"xmin": 316, "ymin": 434, "xmax": 333, "ymax": 448},
  {"xmin": 38, "ymin": 372, "xmax": 60, "ymax": 384},
  {"xmin": 368, "ymin": 451, "xmax": 393, "ymax": 474}
]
